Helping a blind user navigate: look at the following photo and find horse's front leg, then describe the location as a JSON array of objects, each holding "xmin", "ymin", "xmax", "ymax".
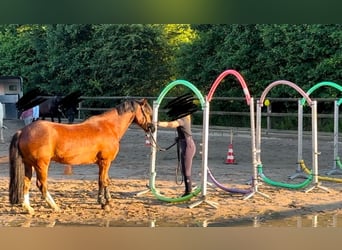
[{"xmin": 97, "ymin": 159, "xmax": 113, "ymax": 210}]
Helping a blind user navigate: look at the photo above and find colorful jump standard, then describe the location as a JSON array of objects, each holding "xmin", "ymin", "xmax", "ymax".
[
  {"xmin": 303, "ymin": 81, "xmax": 342, "ymax": 176},
  {"xmin": 256, "ymin": 80, "xmax": 313, "ymax": 189},
  {"xmin": 288, "ymin": 100, "xmax": 310, "ymax": 180},
  {"xmin": 256, "ymin": 80, "xmax": 329, "ymax": 193},
  {"xmin": 290, "ymin": 97, "xmax": 342, "ymax": 180},
  {"xmin": 193, "ymin": 69, "xmax": 265, "ymax": 201},
  {"xmin": 331, "ymin": 99, "xmax": 342, "ymax": 175},
  {"xmin": 137, "ymin": 80, "xmax": 206, "ymax": 204},
  {"xmin": 291, "ymin": 82, "xmax": 342, "ymax": 180}
]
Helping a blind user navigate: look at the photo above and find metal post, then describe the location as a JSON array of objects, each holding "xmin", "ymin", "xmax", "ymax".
[
  {"xmin": 266, "ymin": 103, "xmax": 271, "ymax": 134},
  {"xmin": 289, "ymin": 100, "xmax": 307, "ymax": 179},
  {"xmin": 305, "ymin": 100, "xmax": 329, "ymax": 193},
  {"xmin": 243, "ymin": 98, "xmax": 269, "ymax": 200},
  {"xmin": 78, "ymin": 102, "xmax": 82, "ymax": 120},
  {"xmin": 201, "ymin": 101, "xmax": 209, "ymax": 198},
  {"xmin": 312, "ymin": 100, "xmax": 319, "ymax": 184},
  {"xmin": 327, "ymin": 100, "xmax": 342, "ymax": 175},
  {"xmin": 334, "ymin": 100, "xmax": 338, "ymax": 170},
  {"xmin": 298, "ymin": 99, "xmax": 303, "ymax": 169},
  {"xmin": 189, "ymin": 100, "xmax": 218, "ymax": 208},
  {"xmin": 255, "ymin": 99, "xmax": 261, "ymax": 164}
]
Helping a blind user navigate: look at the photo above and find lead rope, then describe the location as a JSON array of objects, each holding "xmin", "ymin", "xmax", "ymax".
[
  {"xmin": 147, "ymin": 130, "xmax": 177, "ymax": 152},
  {"xmin": 147, "ymin": 130, "xmax": 183, "ymax": 185}
]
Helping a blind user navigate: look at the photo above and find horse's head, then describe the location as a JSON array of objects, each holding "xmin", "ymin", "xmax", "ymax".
[{"xmin": 134, "ymin": 99, "xmax": 155, "ymax": 133}]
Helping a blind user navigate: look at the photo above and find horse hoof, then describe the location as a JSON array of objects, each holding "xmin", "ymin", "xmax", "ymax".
[
  {"xmin": 53, "ymin": 207, "xmax": 61, "ymax": 213},
  {"xmin": 101, "ymin": 204, "xmax": 111, "ymax": 211},
  {"xmin": 23, "ymin": 205, "xmax": 35, "ymax": 215},
  {"xmin": 21, "ymin": 203, "xmax": 34, "ymax": 215}
]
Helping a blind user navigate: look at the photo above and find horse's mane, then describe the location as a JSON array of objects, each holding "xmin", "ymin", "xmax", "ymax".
[
  {"xmin": 84, "ymin": 100, "xmax": 140, "ymax": 122},
  {"xmin": 115, "ymin": 100, "xmax": 137, "ymax": 115}
]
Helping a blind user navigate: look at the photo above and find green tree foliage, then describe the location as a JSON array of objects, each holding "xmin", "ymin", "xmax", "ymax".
[
  {"xmin": 176, "ymin": 24, "xmax": 342, "ymax": 99},
  {"xmin": 161, "ymin": 24, "xmax": 197, "ymax": 83},
  {"xmin": 256, "ymin": 24, "xmax": 342, "ymax": 98},
  {"xmin": 0, "ymin": 24, "xmax": 174, "ymax": 97},
  {"xmin": 172, "ymin": 24, "xmax": 342, "ymax": 127},
  {"xmin": 0, "ymin": 24, "xmax": 43, "ymax": 91},
  {"xmin": 88, "ymin": 24, "xmax": 171, "ymax": 96},
  {"xmin": 41, "ymin": 24, "xmax": 96, "ymax": 94},
  {"xmin": 0, "ymin": 24, "xmax": 341, "ymax": 109}
]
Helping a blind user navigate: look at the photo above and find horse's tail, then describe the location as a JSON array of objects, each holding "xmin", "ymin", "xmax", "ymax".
[{"xmin": 9, "ymin": 130, "xmax": 25, "ymax": 204}]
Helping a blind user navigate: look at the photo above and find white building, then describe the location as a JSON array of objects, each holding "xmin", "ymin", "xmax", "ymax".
[{"xmin": 0, "ymin": 76, "xmax": 23, "ymax": 119}]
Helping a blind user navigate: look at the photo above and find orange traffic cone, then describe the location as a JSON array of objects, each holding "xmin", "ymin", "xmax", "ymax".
[
  {"xmin": 145, "ymin": 134, "xmax": 151, "ymax": 146},
  {"xmin": 225, "ymin": 143, "xmax": 236, "ymax": 164}
]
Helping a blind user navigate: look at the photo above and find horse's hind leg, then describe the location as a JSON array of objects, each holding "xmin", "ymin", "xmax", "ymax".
[
  {"xmin": 35, "ymin": 162, "xmax": 61, "ymax": 212},
  {"xmin": 22, "ymin": 165, "xmax": 35, "ymax": 214},
  {"xmin": 97, "ymin": 160, "xmax": 113, "ymax": 210}
]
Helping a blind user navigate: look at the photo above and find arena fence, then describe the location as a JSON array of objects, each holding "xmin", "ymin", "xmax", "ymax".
[{"xmin": 75, "ymin": 96, "xmax": 340, "ymax": 133}]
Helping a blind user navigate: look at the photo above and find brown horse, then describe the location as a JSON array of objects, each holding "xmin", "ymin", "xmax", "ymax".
[{"xmin": 9, "ymin": 98, "xmax": 155, "ymax": 214}]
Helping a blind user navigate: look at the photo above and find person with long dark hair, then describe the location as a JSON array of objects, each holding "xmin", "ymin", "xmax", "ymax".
[
  {"xmin": 158, "ymin": 114, "xmax": 196, "ymax": 196},
  {"xmin": 158, "ymin": 93, "xmax": 198, "ymax": 197}
]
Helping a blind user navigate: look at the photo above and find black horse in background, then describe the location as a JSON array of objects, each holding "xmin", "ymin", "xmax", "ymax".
[
  {"xmin": 39, "ymin": 95, "xmax": 63, "ymax": 123},
  {"xmin": 17, "ymin": 89, "xmax": 83, "ymax": 124},
  {"xmin": 56, "ymin": 90, "xmax": 83, "ymax": 123}
]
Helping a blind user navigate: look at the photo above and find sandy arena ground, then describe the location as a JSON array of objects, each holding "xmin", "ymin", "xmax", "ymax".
[{"xmin": 0, "ymin": 119, "xmax": 342, "ymax": 227}]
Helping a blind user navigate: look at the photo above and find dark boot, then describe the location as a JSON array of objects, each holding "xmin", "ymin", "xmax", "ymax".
[{"xmin": 182, "ymin": 176, "xmax": 192, "ymax": 197}]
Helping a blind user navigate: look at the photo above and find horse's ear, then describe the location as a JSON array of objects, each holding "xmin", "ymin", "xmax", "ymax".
[{"xmin": 137, "ymin": 98, "xmax": 147, "ymax": 105}]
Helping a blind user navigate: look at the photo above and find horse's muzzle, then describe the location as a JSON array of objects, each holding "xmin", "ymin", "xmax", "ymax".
[{"xmin": 147, "ymin": 123, "xmax": 155, "ymax": 133}]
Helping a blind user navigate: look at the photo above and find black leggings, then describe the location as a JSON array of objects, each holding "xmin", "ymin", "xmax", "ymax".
[{"xmin": 179, "ymin": 136, "xmax": 196, "ymax": 177}]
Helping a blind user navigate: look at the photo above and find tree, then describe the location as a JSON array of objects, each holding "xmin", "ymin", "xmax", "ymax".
[
  {"xmin": 0, "ymin": 24, "xmax": 44, "ymax": 91},
  {"xmin": 88, "ymin": 24, "xmax": 171, "ymax": 97},
  {"xmin": 40, "ymin": 24, "xmax": 95, "ymax": 94},
  {"xmin": 1, "ymin": 24, "xmax": 341, "ymax": 106}
]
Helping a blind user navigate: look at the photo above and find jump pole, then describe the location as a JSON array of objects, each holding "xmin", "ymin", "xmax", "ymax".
[
  {"xmin": 299, "ymin": 99, "xmax": 342, "ymax": 183},
  {"xmin": 301, "ymin": 82, "xmax": 342, "ymax": 175},
  {"xmin": 255, "ymin": 80, "xmax": 320, "ymax": 190},
  {"xmin": 139, "ymin": 79, "xmax": 211, "ymax": 204},
  {"xmin": 327, "ymin": 100, "xmax": 342, "ymax": 175},
  {"xmin": 204, "ymin": 69, "xmax": 259, "ymax": 197},
  {"xmin": 149, "ymin": 100, "xmax": 159, "ymax": 191},
  {"xmin": 289, "ymin": 100, "xmax": 309, "ymax": 179},
  {"xmin": 189, "ymin": 99, "xmax": 219, "ymax": 208},
  {"xmin": 243, "ymin": 98, "xmax": 270, "ymax": 200},
  {"xmin": 305, "ymin": 100, "xmax": 330, "ymax": 193}
]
